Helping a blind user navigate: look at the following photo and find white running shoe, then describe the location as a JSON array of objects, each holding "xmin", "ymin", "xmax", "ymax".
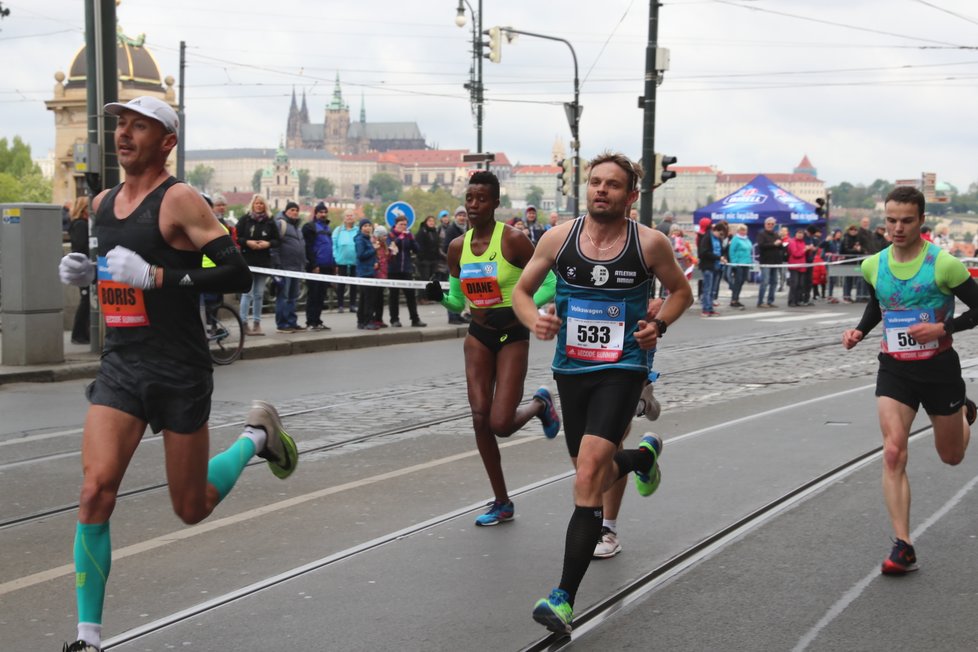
[
  {"xmin": 635, "ymin": 382, "xmax": 661, "ymax": 421},
  {"xmin": 593, "ymin": 526, "xmax": 622, "ymax": 559}
]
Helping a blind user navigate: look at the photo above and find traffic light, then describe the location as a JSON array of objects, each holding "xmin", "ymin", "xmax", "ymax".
[
  {"xmin": 486, "ymin": 26, "xmax": 502, "ymax": 63},
  {"xmin": 653, "ymin": 153, "xmax": 677, "ymax": 187},
  {"xmin": 557, "ymin": 158, "xmax": 573, "ymax": 196}
]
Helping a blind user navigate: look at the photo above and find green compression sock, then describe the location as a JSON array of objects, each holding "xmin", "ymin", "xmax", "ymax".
[
  {"xmin": 206, "ymin": 436, "xmax": 256, "ymax": 501},
  {"xmin": 74, "ymin": 521, "xmax": 111, "ymax": 625}
]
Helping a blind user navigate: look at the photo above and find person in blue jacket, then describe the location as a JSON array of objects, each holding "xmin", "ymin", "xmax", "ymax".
[{"xmin": 302, "ymin": 201, "xmax": 334, "ymax": 330}]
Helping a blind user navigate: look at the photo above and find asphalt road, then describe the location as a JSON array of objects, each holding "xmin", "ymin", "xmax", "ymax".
[{"xmin": 3, "ymin": 299, "xmax": 978, "ymax": 651}]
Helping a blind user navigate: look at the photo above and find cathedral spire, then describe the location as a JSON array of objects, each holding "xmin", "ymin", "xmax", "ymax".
[
  {"xmin": 300, "ymin": 89, "xmax": 309, "ymax": 123},
  {"xmin": 360, "ymin": 91, "xmax": 366, "ymax": 124},
  {"xmin": 329, "ymin": 73, "xmax": 347, "ymax": 110}
]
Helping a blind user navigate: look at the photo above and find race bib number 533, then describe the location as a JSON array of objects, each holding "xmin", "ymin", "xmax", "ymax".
[{"xmin": 565, "ymin": 298, "xmax": 625, "ymax": 362}]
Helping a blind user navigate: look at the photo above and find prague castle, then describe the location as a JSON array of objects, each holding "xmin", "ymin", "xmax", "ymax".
[{"xmin": 285, "ymin": 75, "xmax": 426, "ymax": 155}]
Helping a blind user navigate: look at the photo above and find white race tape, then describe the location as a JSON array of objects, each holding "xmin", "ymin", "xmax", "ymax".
[{"xmin": 248, "ymin": 266, "xmax": 444, "ymax": 290}]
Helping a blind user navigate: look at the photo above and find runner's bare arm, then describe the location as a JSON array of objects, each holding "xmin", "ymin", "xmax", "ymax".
[
  {"xmin": 147, "ymin": 184, "xmax": 250, "ymax": 292},
  {"xmin": 513, "ymin": 225, "xmax": 567, "ymax": 339}
]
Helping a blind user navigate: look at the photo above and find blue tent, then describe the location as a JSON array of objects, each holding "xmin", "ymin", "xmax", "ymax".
[{"xmin": 693, "ymin": 174, "xmax": 825, "ymax": 238}]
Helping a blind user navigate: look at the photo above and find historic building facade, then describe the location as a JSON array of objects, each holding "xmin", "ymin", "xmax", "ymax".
[
  {"xmin": 285, "ymin": 76, "xmax": 427, "ymax": 155},
  {"xmin": 45, "ymin": 29, "xmax": 176, "ymax": 205}
]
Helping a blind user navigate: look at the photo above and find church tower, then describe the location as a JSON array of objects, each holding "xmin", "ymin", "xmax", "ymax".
[
  {"xmin": 286, "ymin": 87, "xmax": 303, "ymax": 148},
  {"xmin": 323, "ymin": 73, "xmax": 351, "ymax": 155}
]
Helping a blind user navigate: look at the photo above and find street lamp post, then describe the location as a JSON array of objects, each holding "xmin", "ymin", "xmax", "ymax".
[
  {"xmin": 455, "ymin": 0, "xmax": 484, "ymax": 166},
  {"xmin": 496, "ymin": 27, "xmax": 580, "ymax": 216}
]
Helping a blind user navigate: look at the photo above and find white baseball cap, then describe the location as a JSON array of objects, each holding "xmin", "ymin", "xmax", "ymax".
[{"xmin": 104, "ymin": 96, "xmax": 179, "ymax": 134}]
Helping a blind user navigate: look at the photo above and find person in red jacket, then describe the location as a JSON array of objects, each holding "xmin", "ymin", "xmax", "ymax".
[
  {"xmin": 786, "ymin": 228, "xmax": 814, "ymax": 307},
  {"xmin": 811, "ymin": 247, "xmax": 827, "ymax": 300}
]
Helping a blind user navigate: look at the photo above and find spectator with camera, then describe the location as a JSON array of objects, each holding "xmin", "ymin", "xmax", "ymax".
[{"xmin": 386, "ymin": 214, "xmax": 426, "ymax": 327}]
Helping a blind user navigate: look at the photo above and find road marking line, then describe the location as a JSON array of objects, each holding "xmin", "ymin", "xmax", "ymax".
[
  {"xmin": 792, "ymin": 470, "xmax": 978, "ymax": 651},
  {"xmin": 0, "ymin": 435, "xmax": 540, "ymax": 597}
]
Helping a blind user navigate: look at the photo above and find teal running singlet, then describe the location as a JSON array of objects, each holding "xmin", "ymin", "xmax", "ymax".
[{"xmin": 552, "ymin": 217, "xmax": 652, "ymax": 374}]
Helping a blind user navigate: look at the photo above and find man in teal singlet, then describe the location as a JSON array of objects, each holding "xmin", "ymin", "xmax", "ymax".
[
  {"xmin": 843, "ymin": 186, "xmax": 978, "ymax": 575},
  {"xmin": 513, "ymin": 151, "xmax": 693, "ymax": 634}
]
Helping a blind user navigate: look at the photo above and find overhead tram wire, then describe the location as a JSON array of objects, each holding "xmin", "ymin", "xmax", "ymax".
[
  {"xmin": 910, "ymin": 0, "xmax": 978, "ymax": 27},
  {"xmin": 708, "ymin": 0, "xmax": 978, "ymax": 50}
]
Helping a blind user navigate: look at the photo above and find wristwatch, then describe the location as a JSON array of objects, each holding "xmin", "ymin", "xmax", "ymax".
[{"xmin": 652, "ymin": 318, "xmax": 668, "ymax": 336}]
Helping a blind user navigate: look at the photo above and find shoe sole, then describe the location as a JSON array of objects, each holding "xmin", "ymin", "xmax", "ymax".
[
  {"xmin": 532, "ymin": 603, "xmax": 572, "ymax": 635},
  {"xmin": 881, "ymin": 560, "xmax": 919, "ymax": 575},
  {"xmin": 251, "ymin": 400, "xmax": 298, "ymax": 479},
  {"xmin": 635, "ymin": 435, "xmax": 663, "ymax": 497},
  {"xmin": 593, "ymin": 545, "xmax": 622, "ymax": 559},
  {"xmin": 475, "ymin": 513, "xmax": 514, "ymax": 527}
]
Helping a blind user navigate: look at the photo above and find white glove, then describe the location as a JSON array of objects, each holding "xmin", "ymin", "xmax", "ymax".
[
  {"xmin": 106, "ymin": 246, "xmax": 156, "ymax": 289},
  {"xmin": 59, "ymin": 252, "xmax": 96, "ymax": 287}
]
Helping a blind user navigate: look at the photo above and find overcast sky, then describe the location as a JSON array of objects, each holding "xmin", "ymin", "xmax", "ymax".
[{"xmin": 3, "ymin": 0, "xmax": 977, "ymax": 191}]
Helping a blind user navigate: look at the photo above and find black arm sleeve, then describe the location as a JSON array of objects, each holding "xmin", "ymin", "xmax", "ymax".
[
  {"xmin": 160, "ymin": 234, "xmax": 252, "ymax": 292},
  {"xmin": 949, "ymin": 276, "xmax": 978, "ymax": 334},
  {"xmin": 854, "ymin": 287, "xmax": 882, "ymax": 335}
]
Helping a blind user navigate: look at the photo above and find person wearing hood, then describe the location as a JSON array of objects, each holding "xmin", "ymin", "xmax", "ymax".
[
  {"xmin": 354, "ymin": 219, "xmax": 381, "ymax": 330},
  {"xmin": 524, "ymin": 205, "xmax": 545, "ymax": 245},
  {"xmin": 416, "ymin": 214, "xmax": 443, "ymax": 291},
  {"xmin": 727, "ymin": 224, "xmax": 753, "ymax": 309},
  {"xmin": 273, "ymin": 201, "xmax": 307, "ymax": 333},
  {"xmin": 302, "ymin": 201, "xmax": 334, "ymax": 330},
  {"xmin": 332, "ymin": 209, "xmax": 360, "ymax": 313}
]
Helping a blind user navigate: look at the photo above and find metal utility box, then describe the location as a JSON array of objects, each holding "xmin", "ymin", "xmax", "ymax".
[{"xmin": 1, "ymin": 203, "xmax": 65, "ymax": 365}]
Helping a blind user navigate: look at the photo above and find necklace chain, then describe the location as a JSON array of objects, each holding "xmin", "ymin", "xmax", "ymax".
[{"xmin": 584, "ymin": 219, "xmax": 624, "ymax": 252}]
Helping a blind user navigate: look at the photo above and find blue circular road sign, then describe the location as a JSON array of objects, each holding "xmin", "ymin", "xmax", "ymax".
[{"xmin": 385, "ymin": 201, "xmax": 416, "ymax": 230}]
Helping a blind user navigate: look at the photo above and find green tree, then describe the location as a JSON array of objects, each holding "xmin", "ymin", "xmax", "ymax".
[
  {"xmin": 400, "ymin": 187, "xmax": 462, "ymax": 228},
  {"xmin": 313, "ymin": 177, "xmax": 335, "ymax": 198},
  {"xmin": 367, "ymin": 172, "xmax": 402, "ymax": 203},
  {"xmin": 252, "ymin": 169, "xmax": 263, "ymax": 193},
  {"xmin": 298, "ymin": 168, "xmax": 310, "ymax": 196},
  {"xmin": 525, "ymin": 185, "xmax": 544, "ymax": 209},
  {"xmin": 187, "ymin": 164, "xmax": 215, "ymax": 192},
  {"xmin": 0, "ymin": 137, "xmax": 51, "ymax": 202}
]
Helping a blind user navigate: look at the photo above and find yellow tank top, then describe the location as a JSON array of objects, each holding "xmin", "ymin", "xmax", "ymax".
[{"xmin": 459, "ymin": 220, "xmax": 522, "ymax": 309}]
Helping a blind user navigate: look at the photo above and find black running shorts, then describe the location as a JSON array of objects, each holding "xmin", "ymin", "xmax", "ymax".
[
  {"xmin": 86, "ymin": 348, "xmax": 213, "ymax": 433},
  {"xmin": 555, "ymin": 369, "xmax": 646, "ymax": 458},
  {"xmin": 876, "ymin": 349, "xmax": 965, "ymax": 416}
]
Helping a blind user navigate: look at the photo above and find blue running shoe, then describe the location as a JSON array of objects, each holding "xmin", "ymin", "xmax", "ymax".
[
  {"xmin": 534, "ymin": 387, "xmax": 561, "ymax": 439},
  {"xmin": 475, "ymin": 500, "xmax": 514, "ymax": 526},
  {"xmin": 532, "ymin": 588, "xmax": 573, "ymax": 634},
  {"xmin": 634, "ymin": 433, "xmax": 663, "ymax": 497}
]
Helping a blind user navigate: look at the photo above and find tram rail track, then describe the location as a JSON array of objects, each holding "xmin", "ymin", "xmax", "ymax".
[
  {"xmin": 0, "ymin": 323, "xmax": 865, "ymax": 532},
  {"xmin": 95, "ymin": 420, "xmax": 933, "ymax": 651}
]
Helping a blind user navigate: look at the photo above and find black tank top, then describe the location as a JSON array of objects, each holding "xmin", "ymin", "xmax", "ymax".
[{"xmin": 94, "ymin": 176, "xmax": 210, "ymax": 367}]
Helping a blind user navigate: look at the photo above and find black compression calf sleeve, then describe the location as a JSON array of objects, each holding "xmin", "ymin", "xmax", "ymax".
[{"xmin": 558, "ymin": 505, "xmax": 603, "ymax": 605}]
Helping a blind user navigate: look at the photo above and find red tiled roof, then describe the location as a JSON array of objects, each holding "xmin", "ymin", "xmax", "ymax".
[
  {"xmin": 339, "ymin": 152, "xmax": 382, "ymax": 162},
  {"xmin": 223, "ymin": 191, "xmax": 257, "ymax": 206},
  {"xmin": 671, "ymin": 166, "xmax": 716, "ymax": 174},
  {"xmin": 513, "ymin": 165, "xmax": 561, "ymax": 174},
  {"xmin": 797, "ymin": 154, "xmax": 813, "ymax": 169},
  {"xmin": 383, "ymin": 149, "xmax": 468, "ymax": 165}
]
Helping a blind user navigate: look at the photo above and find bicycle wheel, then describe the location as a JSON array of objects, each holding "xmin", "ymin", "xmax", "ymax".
[{"xmin": 207, "ymin": 303, "xmax": 245, "ymax": 365}]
